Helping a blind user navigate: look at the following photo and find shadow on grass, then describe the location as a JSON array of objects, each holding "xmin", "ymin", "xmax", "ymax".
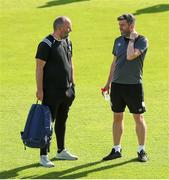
[
  {"xmin": 38, "ymin": 0, "xmax": 90, "ymax": 8},
  {"xmin": 0, "ymin": 163, "xmax": 40, "ymax": 179},
  {"xmin": 0, "ymin": 158, "xmax": 138, "ymax": 179},
  {"xmin": 133, "ymin": 4, "xmax": 169, "ymax": 15}
]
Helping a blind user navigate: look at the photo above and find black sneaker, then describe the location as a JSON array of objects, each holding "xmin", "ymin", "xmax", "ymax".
[
  {"xmin": 102, "ymin": 148, "xmax": 122, "ymax": 161},
  {"xmin": 137, "ymin": 150, "xmax": 148, "ymax": 162}
]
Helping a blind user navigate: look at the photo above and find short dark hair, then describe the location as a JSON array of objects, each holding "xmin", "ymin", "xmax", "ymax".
[{"xmin": 117, "ymin": 13, "xmax": 136, "ymax": 24}]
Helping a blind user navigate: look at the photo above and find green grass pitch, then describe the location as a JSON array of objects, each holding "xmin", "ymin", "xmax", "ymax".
[{"xmin": 0, "ymin": 0, "xmax": 169, "ymax": 178}]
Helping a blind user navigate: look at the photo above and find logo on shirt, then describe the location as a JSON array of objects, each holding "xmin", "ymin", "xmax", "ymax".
[
  {"xmin": 138, "ymin": 108, "xmax": 143, "ymax": 112},
  {"xmin": 142, "ymin": 101, "xmax": 145, "ymax": 107},
  {"xmin": 117, "ymin": 43, "xmax": 121, "ymax": 47}
]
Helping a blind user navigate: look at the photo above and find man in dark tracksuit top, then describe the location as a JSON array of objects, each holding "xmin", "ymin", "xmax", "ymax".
[
  {"xmin": 102, "ymin": 14, "xmax": 148, "ymax": 162},
  {"xmin": 35, "ymin": 16, "xmax": 78, "ymax": 168}
]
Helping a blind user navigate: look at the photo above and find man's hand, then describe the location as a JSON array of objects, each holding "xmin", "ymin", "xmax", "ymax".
[
  {"xmin": 130, "ymin": 31, "xmax": 138, "ymax": 40},
  {"xmin": 36, "ymin": 90, "xmax": 43, "ymax": 101},
  {"xmin": 103, "ymin": 83, "xmax": 111, "ymax": 94}
]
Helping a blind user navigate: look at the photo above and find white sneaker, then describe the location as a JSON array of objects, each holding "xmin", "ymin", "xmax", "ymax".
[
  {"xmin": 56, "ymin": 149, "xmax": 78, "ymax": 160},
  {"xmin": 40, "ymin": 155, "xmax": 55, "ymax": 168}
]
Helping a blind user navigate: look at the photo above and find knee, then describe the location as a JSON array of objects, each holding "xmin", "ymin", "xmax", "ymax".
[
  {"xmin": 114, "ymin": 113, "xmax": 123, "ymax": 122},
  {"xmin": 134, "ymin": 114, "xmax": 145, "ymax": 124}
]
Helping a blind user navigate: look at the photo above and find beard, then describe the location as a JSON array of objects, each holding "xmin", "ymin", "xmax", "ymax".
[
  {"xmin": 61, "ymin": 33, "xmax": 68, "ymax": 39},
  {"xmin": 121, "ymin": 30, "xmax": 130, "ymax": 37}
]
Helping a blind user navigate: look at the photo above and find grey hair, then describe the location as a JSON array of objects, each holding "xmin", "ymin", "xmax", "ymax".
[
  {"xmin": 53, "ymin": 16, "xmax": 71, "ymax": 30},
  {"xmin": 117, "ymin": 13, "xmax": 136, "ymax": 25}
]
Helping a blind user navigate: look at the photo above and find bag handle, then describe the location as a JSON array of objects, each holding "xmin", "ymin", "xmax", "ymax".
[{"xmin": 36, "ymin": 99, "xmax": 39, "ymax": 104}]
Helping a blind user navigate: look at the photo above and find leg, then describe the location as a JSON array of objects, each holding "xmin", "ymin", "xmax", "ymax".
[
  {"xmin": 102, "ymin": 83, "xmax": 125, "ymax": 161},
  {"xmin": 133, "ymin": 113, "xmax": 148, "ymax": 162},
  {"xmin": 55, "ymin": 97, "xmax": 78, "ymax": 160},
  {"xmin": 55, "ymin": 98, "xmax": 71, "ymax": 152},
  {"xmin": 124, "ymin": 83, "xmax": 148, "ymax": 162},
  {"xmin": 113, "ymin": 112, "xmax": 124, "ymax": 146},
  {"xmin": 133, "ymin": 113, "xmax": 147, "ymax": 146},
  {"xmin": 40, "ymin": 102, "xmax": 57, "ymax": 156},
  {"xmin": 40, "ymin": 146, "xmax": 48, "ymax": 156},
  {"xmin": 39, "ymin": 101, "xmax": 56, "ymax": 167},
  {"xmin": 102, "ymin": 112, "xmax": 124, "ymax": 161}
]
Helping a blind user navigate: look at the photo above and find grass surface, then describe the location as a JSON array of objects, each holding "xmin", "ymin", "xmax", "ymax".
[{"xmin": 0, "ymin": 0, "xmax": 169, "ymax": 179}]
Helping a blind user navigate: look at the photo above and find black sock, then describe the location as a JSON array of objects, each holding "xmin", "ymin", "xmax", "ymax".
[
  {"xmin": 57, "ymin": 148, "xmax": 64, "ymax": 153},
  {"xmin": 40, "ymin": 145, "xmax": 48, "ymax": 156}
]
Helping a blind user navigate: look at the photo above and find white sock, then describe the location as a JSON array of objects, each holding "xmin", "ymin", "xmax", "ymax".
[
  {"xmin": 114, "ymin": 145, "xmax": 121, "ymax": 152},
  {"xmin": 41, "ymin": 155, "xmax": 49, "ymax": 159},
  {"xmin": 138, "ymin": 145, "xmax": 145, "ymax": 153}
]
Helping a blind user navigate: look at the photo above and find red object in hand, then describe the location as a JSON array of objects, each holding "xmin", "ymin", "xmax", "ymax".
[
  {"xmin": 101, "ymin": 88, "xmax": 110, "ymax": 101},
  {"xmin": 101, "ymin": 88, "xmax": 106, "ymax": 92}
]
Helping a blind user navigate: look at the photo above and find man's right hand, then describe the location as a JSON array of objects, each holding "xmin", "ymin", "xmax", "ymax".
[
  {"xmin": 36, "ymin": 90, "xmax": 43, "ymax": 101},
  {"xmin": 103, "ymin": 83, "xmax": 111, "ymax": 94}
]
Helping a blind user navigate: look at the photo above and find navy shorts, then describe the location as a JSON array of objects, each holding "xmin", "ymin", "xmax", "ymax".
[{"xmin": 110, "ymin": 82, "xmax": 146, "ymax": 114}]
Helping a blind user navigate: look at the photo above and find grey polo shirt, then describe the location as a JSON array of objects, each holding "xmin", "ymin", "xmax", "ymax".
[{"xmin": 112, "ymin": 35, "xmax": 148, "ymax": 84}]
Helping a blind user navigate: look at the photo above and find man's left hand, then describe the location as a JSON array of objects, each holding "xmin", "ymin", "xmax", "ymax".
[{"xmin": 130, "ymin": 31, "xmax": 138, "ymax": 40}]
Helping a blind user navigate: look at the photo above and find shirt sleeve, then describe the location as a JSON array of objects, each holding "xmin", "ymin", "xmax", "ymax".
[
  {"xmin": 35, "ymin": 42, "xmax": 50, "ymax": 62},
  {"xmin": 135, "ymin": 36, "xmax": 148, "ymax": 54},
  {"xmin": 112, "ymin": 39, "xmax": 117, "ymax": 56}
]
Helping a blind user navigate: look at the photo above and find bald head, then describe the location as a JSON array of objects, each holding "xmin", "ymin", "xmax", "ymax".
[{"xmin": 53, "ymin": 16, "xmax": 71, "ymax": 31}]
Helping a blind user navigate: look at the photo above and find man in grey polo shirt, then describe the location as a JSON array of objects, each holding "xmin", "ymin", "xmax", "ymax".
[{"xmin": 102, "ymin": 14, "xmax": 148, "ymax": 162}]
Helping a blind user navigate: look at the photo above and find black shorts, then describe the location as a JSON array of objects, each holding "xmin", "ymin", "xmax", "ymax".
[{"xmin": 110, "ymin": 82, "xmax": 146, "ymax": 114}]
